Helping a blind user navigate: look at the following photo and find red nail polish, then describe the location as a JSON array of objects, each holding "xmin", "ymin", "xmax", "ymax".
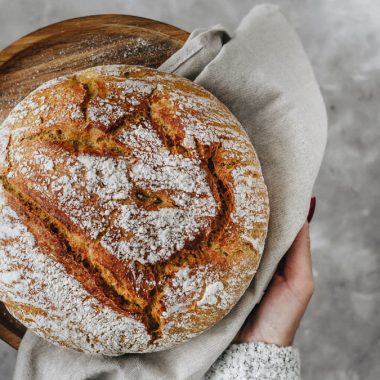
[{"xmin": 307, "ymin": 197, "xmax": 316, "ymax": 223}]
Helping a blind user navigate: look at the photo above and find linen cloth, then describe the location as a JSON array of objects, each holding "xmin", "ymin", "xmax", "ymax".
[{"xmin": 13, "ymin": 4, "xmax": 327, "ymax": 380}]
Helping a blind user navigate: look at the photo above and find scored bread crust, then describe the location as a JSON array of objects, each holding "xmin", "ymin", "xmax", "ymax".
[{"xmin": 0, "ymin": 65, "xmax": 269, "ymax": 355}]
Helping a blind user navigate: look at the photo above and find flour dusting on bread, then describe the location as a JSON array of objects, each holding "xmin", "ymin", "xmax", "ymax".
[{"xmin": 0, "ymin": 65, "xmax": 269, "ymax": 354}]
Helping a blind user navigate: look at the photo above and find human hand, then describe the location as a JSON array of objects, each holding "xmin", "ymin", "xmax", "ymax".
[{"xmin": 233, "ymin": 198, "xmax": 316, "ymax": 347}]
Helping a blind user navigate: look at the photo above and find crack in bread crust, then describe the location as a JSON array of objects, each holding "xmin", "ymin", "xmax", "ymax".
[
  {"xmin": 1, "ymin": 133, "xmax": 12, "ymax": 177},
  {"xmin": 206, "ymin": 155, "xmax": 232, "ymax": 247}
]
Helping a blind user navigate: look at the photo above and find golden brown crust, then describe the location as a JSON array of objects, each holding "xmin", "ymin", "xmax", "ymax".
[{"xmin": 0, "ymin": 65, "xmax": 269, "ymax": 355}]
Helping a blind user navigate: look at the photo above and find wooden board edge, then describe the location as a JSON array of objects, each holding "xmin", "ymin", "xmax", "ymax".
[
  {"xmin": 0, "ymin": 324, "xmax": 22, "ymax": 350},
  {"xmin": 0, "ymin": 14, "xmax": 189, "ymax": 65}
]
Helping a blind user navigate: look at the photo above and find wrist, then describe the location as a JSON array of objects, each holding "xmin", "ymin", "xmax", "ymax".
[{"xmin": 234, "ymin": 324, "xmax": 294, "ymax": 347}]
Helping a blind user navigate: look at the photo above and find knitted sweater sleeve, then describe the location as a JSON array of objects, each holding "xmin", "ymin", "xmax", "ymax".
[{"xmin": 204, "ymin": 342, "xmax": 301, "ymax": 380}]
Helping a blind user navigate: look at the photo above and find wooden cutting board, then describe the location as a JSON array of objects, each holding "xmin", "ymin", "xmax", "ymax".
[{"xmin": 0, "ymin": 14, "xmax": 189, "ymax": 350}]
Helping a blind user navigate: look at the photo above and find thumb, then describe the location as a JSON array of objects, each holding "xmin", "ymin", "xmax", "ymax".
[{"xmin": 283, "ymin": 222, "xmax": 314, "ymax": 304}]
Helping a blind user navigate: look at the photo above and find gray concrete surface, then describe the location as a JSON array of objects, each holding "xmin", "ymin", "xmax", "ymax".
[{"xmin": 0, "ymin": 1, "xmax": 379, "ymax": 379}]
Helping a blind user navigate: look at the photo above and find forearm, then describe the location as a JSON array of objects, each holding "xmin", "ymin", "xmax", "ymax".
[{"xmin": 204, "ymin": 342, "xmax": 300, "ymax": 380}]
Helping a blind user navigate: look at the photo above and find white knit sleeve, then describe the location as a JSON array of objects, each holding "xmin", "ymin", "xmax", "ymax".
[{"xmin": 204, "ymin": 342, "xmax": 301, "ymax": 380}]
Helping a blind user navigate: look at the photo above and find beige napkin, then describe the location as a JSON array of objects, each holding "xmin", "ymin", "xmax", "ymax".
[{"xmin": 13, "ymin": 4, "xmax": 327, "ymax": 380}]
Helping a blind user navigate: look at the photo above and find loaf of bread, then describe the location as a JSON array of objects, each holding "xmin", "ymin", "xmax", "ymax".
[{"xmin": 0, "ymin": 65, "xmax": 269, "ymax": 355}]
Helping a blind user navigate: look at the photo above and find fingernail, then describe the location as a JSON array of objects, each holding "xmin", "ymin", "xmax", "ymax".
[{"xmin": 307, "ymin": 197, "xmax": 316, "ymax": 223}]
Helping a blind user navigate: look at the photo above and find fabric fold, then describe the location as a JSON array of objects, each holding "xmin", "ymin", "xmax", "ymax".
[{"xmin": 159, "ymin": 24, "xmax": 229, "ymax": 80}]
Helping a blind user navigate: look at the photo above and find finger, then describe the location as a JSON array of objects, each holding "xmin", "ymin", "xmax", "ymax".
[{"xmin": 282, "ymin": 222, "xmax": 314, "ymax": 296}]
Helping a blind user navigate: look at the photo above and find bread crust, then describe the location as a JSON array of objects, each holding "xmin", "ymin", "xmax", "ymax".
[{"xmin": 0, "ymin": 65, "xmax": 269, "ymax": 355}]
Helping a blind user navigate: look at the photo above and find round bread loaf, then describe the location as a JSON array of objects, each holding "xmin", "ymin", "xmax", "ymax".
[{"xmin": 0, "ymin": 65, "xmax": 269, "ymax": 355}]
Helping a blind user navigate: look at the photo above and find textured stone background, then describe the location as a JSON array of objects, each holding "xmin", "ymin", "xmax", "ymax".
[{"xmin": 0, "ymin": 1, "xmax": 379, "ymax": 379}]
